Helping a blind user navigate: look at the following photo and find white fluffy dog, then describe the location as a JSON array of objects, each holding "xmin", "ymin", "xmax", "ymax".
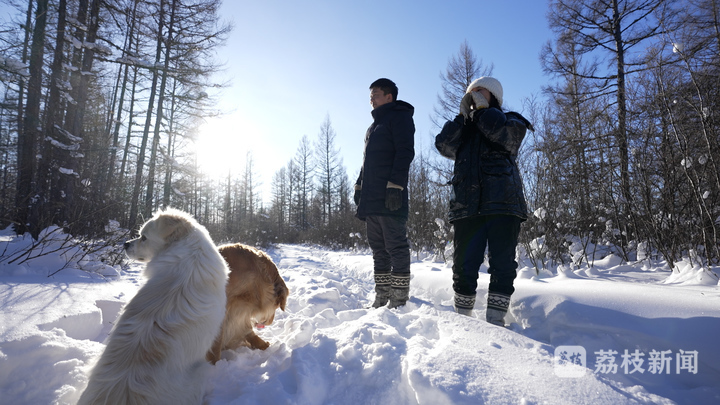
[{"xmin": 78, "ymin": 209, "xmax": 228, "ymax": 405}]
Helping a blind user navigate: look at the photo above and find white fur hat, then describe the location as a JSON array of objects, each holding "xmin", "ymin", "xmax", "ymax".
[{"xmin": 466, "ymin": 77, "xmax": 503, "ymax": 107}]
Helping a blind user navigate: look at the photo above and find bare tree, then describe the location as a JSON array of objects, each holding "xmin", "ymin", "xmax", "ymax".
[
  {"xmin": 129, "ymin": 0, "xmax": 167, "ymax": 230},
  {"xmin": 542, "ymin": 0, "xmax": 679, "ymax": 244},
  {"xmin": 269, "ymin": 166, "xmax": 288, "ymax": 239},
  {"xmin": 16, "ymin": 0, "xmax": 49, "ymax": 237},
  {"xmin": 431, "ymin": 40, "xmax": 493, "ymax": 128},
  {"xmin": 15, "ymin": 0, "xmax": 35, "ymax": 140},
  {"xmin": 407, "ymin": 151, "xmax": 438, "ymax": 258},
  {"xmin": 314, "ymin": 114, "xmax": 342, "ymax": 225},
  {"xmin": 292, "ymin": 135, "xmax": 314, "ymax": 231},
  {"xmin": 31, "ymin": 0, "xmax": 68, "ymax": 236},
  {"xmin": 144, "ymin": 0, "xmax": 177, "ymax": 219}
]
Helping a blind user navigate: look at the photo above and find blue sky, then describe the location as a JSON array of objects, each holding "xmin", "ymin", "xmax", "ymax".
[
  {"xmin": 2, "ymin": 1, "xmax": 554, "ymax": 201},
  {"xmin": 197, "ymin": 0, "xmax": 555, "ymax": 201}
]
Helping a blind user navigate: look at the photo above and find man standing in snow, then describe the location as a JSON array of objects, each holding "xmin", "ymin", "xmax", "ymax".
[
  {"xmin": 355, "ymin": 78, "xmax": 415, "ymax": 309},
  {"xmin": 435, "ymin": 77, "xmax": 532, "ymax": 326}
]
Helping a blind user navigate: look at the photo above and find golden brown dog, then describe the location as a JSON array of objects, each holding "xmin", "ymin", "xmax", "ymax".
[{"xmin": 207, "ymin": 243, "xmax": 289, "ymax": 363}]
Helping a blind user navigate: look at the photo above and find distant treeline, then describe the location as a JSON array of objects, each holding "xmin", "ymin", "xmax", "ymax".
[{"xmin": 0, "ymin": 0, "xmax": 717, "ymax": 270}]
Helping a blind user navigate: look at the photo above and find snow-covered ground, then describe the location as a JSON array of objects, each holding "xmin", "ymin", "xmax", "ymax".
[{"xmin": 1, "ymin": 227, "xmax": 719, "ymax": 404}]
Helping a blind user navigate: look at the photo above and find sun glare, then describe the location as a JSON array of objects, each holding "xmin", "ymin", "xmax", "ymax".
[
  {"xmin": 195, "ymin": 118, "xmax": 247, "ymax": 178},
  {"xmin": 193, "ymin": 112, "xmax": 287, "ymax": 204}
]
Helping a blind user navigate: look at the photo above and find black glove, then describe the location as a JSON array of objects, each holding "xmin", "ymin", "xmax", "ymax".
[
  {"xmin": 385, "ymin": 187, "xmax": 402, "ymax": 211},
  {"xmin": 354, "ymin": 189, "xmax": 361, "ymax": 205}
]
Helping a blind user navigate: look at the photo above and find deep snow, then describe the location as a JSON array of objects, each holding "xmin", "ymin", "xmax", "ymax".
[{"xmin": 0, "ymin": 227, "xmax": 719, "ymax": 405}]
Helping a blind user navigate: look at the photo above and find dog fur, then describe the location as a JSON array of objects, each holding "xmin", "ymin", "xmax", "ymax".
[
  {"xmin": 78, "ymin": 209, "xmax": 228, "ymax": 405},
  {"xmin": 207, "ymin": 243, "xmax": 289, "ymax": 364}
]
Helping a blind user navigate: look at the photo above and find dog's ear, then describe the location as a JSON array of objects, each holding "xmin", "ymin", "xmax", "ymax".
[
  {"xmin": 157, "ymin": 214, "xmax": 193, "ymax": 243},
  {"xmin": 275, "ymin": 280, "xmax": 288, "ymax": 311}
]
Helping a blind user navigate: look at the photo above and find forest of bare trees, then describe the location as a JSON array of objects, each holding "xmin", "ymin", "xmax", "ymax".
[
  {"xmin": 0, "ymin": 0, "xmax": 718, "ymax": 272},
  {"xmin": 1, "ymin": 0, "xmax": 229, "ymax": 237},
  {"xmin": 528, "ymin": 0, "xmax": 720, "ymax": 269}
]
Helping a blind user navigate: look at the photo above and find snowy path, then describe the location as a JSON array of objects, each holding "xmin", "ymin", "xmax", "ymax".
[
  {"xmin": 205, "ymin": 245, "xmax": 720, "ymax": 404},
  {"xmin": 1, "ymin": 244, "xmax": 719, "ymax": 404}
]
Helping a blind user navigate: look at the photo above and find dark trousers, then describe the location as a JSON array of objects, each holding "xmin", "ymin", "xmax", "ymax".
[
  {"xmin": 452, "ymin": 214, "xmax": 522, "ymax": 297},
  {"xmin": 366, "ymin": 215, "xmax": 410, "ymax": 276}
]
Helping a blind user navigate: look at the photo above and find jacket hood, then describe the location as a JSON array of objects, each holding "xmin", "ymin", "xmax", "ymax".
[
  {"xmin": 372, "ymin": 100, "xmax": 415, "ymax": 119},
  {"xmin": 394, "ymin": 100, "xmax": 414, "ymax": 115}
]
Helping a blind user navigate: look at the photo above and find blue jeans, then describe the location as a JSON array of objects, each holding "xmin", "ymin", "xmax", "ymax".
[{"xmin": 452, "ymin": 214, "xmax": 522, "ymax": 297}]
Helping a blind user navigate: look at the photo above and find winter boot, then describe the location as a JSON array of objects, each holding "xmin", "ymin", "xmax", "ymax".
[
  {"xmin": 454, "ymin": 292, "xmax": 476, "ymax": 316},
  {"xmin": 371, "ymin": 273, "xmax": 392, "ymax": 308},
  {"xmin": 388, "ymin": 274, "xmax": 410, "ymax": 309},
  {"xmin": 486, "ymin": 292, "xmax": 511, "ymax": 326}
]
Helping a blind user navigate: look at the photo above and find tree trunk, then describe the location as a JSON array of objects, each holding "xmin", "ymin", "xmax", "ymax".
[
  {"xmin": 129, "ymin": 0, "xmax": 165, "ymax": 231},
  {"xmin": 144, "ymin": 0, "xmax": 176, "ymax": 219},
  {"xmin": 16, "ymin": 0, "xmax": 34, "ymax": 140},
  {"xmin": 16, "ymin": 0, "xmax": 49, "ymax": 237},
  {"xmin": 50, "ymin": 0, "xmax": 88, "ymax": 228},
  {"xmin": 103, "ymin": 0, "xmax": 139, "ymax": 207},
  {"xmin": 162, "ymin": 79, "xmax": 179, "ymax": 208},
  {"xmin": 65, "ymin": 0, "xmax": 100, "ymax": 231},
  {"xmin": 36, "ymin": 0, "xmax": 68, "ymax": 233},
  {"xmin": 612, "ymin": 0, "xmax": 632, "ymax": 234},
  {"xmin": 62, "ymin": 0, "xmax": 88, "ymax": 132}
]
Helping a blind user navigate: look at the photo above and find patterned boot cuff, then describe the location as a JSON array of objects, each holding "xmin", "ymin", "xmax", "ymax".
[
  {"xmin": 374, "ymin": 273, "xmax": 392, "ymax": 287},
  {"xmin": 390, "ymin": 274, "xmax": 411, "ymax": 289},
  {"xmin": 487, "ymin": 292, "xmax": 511, "ymax": 312},
  {"xmin": 454, "ymin": 293, "xmax": 476, "ymax": 310}
]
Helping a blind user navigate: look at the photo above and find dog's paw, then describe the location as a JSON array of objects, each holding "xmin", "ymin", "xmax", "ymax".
[{"xmin": 246, "ymin": 333, "xmax": 270, "ymax": 350}]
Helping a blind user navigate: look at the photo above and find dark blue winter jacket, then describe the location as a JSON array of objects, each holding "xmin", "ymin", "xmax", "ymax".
[
  {"xmin": 355, "ymin": 100, "xmax": 415, "ymax": 220},
  {"xmin": 435, "ymin": 107, "xmax": 531, "ymax": 222}
]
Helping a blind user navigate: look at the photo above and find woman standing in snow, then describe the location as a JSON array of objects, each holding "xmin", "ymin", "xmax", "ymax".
[{"xmin": 435, "ymin": 77, "xmax": 533, "ymax": 326}]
